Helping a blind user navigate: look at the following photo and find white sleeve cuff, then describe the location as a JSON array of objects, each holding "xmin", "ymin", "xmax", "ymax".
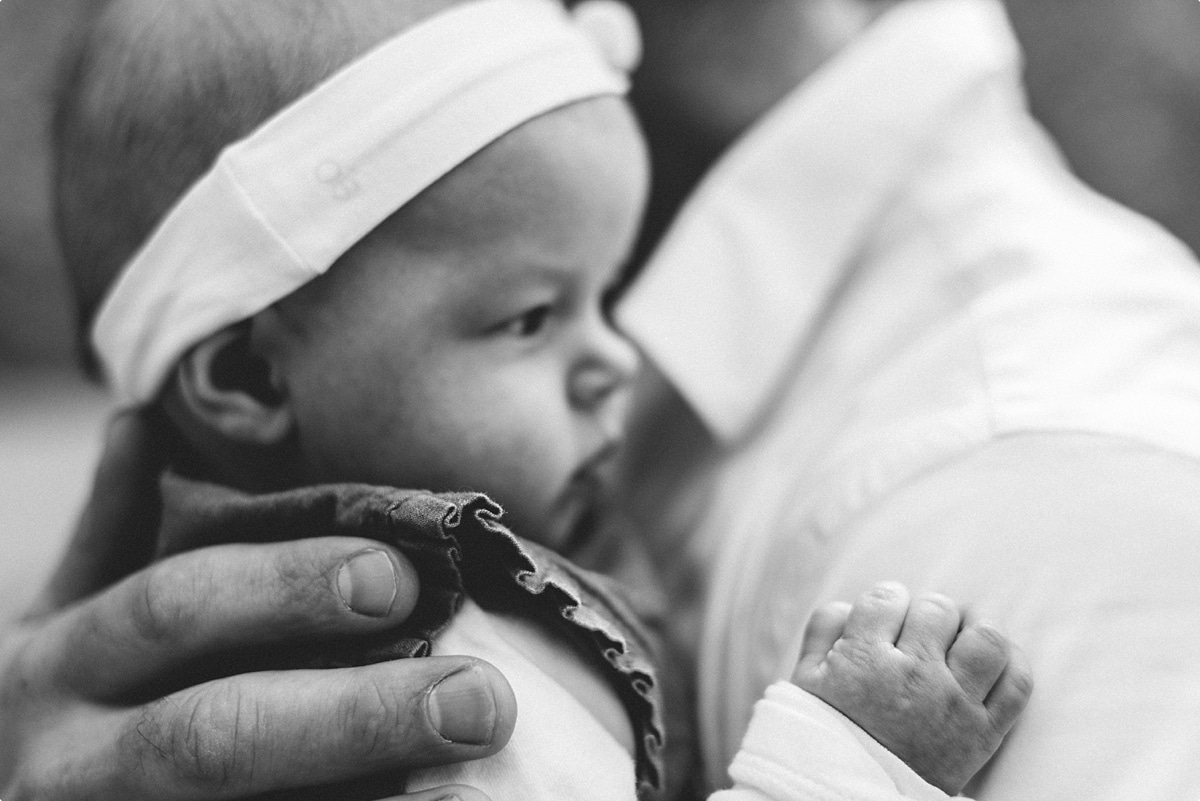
[{"xmin": 716, "ymin": 681, "xmax": 953, "ymax": 801}]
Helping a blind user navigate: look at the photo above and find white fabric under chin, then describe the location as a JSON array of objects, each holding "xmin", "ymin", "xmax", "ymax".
[{"xmin": 406, "ymin": 599, "xmax": 639, "ymax": 799}]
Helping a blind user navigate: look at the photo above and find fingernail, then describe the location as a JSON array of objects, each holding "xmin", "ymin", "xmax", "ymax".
[
  {"xmin": 427, "ymin": 665, "xmax": 497, "ymax": 745},
  {"xmin": 336, "ymin": 549, "xmax": 398, "ymax": 617}
]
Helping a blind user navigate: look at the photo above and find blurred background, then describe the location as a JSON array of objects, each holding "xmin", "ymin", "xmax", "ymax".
[
  {"xmin": 0, "ymin": 0, "xmax": 112, "ymax": 619},
  {"xmin": 2, "ymin": 0, "xmax": 1199, "ymax": 621}
]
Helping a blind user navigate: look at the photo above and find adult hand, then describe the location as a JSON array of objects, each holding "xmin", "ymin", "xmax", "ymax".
[{"xmin": 0, "ymin": 412, "xmax": 515, "ymax": 800}]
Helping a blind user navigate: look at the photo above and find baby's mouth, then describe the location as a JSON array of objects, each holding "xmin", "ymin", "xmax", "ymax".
[{"xmin": 554, "ymin": 442, "xmax": 622, "ymax": 553}]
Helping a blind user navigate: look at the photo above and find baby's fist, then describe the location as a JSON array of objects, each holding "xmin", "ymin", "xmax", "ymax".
[{"xmin": 791, "ymin": 582, "xmax": 1032, "ymax": 795}]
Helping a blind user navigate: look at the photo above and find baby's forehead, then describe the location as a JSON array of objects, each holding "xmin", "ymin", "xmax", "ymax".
[
  {"xmin": 349, "ymin": 96, "xmax": 638, "ymax": 250},
  {"xmin": 289, "ymin": 102, "xmax": 640, "ymax": 331}
]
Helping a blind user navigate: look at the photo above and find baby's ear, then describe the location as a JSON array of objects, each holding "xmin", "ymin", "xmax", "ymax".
[{"xmin": 172, "ymin": 324, "xmax": 294, "ymax": 446}]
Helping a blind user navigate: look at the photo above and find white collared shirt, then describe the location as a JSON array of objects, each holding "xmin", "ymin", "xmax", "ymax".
[{"xmin": 620, "ymin": 0, "xmax": 1200, "ymax": 797}]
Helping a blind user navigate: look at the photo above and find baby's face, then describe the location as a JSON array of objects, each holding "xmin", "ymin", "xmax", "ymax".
[{"xmin": 262, "ymin": 98, "xmax": 648, "ymax": 548}]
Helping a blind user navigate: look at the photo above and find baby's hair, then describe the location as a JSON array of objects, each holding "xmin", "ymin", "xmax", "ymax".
[{"xmin": 53, "ymin": 0, "xmax": 463, "ymax": 371}]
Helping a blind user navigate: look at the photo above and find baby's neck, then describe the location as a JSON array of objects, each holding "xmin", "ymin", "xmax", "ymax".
[{"xmin": 153, "ymin": 395, "xmax": 299, "ymax": 493}]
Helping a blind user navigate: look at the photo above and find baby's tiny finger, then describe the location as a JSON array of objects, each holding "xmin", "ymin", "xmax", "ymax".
[
  {"xmin": 984, "ymin": 644, "xmax": 1034, "ymax": 730},
  {"xmin": 896, "ymin": 592, "xmax": 961, "ymax": 661},
  {"xmin": 946, "ymin": 621, "xmax": 1009, "ymax": 701},
  {"xmin": 842, "ymin": 581, "xmax": 910, "ymax": 645},
  {"xmin": 797, "ymin": 602, "xmax": 851, "ymax": 665}
]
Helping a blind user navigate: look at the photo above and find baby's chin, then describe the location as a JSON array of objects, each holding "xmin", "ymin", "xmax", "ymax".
[
  {"xmin": 496, "ymin": 504, "xmax": 577, "ymax": 552},
  {"xmin": 497, "ymin": 487, "xmax": 600, "ymax": 555}
]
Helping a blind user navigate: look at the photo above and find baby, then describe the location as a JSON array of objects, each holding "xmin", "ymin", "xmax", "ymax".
[{"xmin": 53, "ymin": 0, "xmax": 1030, "ymax": 798}]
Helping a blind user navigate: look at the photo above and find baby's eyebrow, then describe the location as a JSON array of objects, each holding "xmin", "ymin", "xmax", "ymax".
[{"xmin": 485, "ymin": 258, "xmax": 583, "ymax": 290}]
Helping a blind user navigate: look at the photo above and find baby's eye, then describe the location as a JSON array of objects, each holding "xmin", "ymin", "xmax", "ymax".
[{"xmin": 497, "ymin": 305, "xmax": 552, "ymax": 338}]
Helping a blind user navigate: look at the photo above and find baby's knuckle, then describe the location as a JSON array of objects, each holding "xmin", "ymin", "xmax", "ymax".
[
  {"xmin": 828, "ymin": 636, "xmax": 877, "ymax": 670},
  {"xmin": 895, "ymin": 658, "xmax": 926, "ymax": 691},
  {"xmin": 968, "ymin": 622, "xmax": 1009, "ymax": 654},
  {"xmin": 916, "ymin": 592, "xmax": 957, "ymax": 614},
  {"xmin": 1005, "ymin": 663, "xmax": 1035, "ymax": 700},
  {"xmin": 790, "ymin": 665, "xmax": 823, "ymax": 694},
  {"xmin": 862, "ymin": 581, "xmax": 906, "ymax": 603},
  {"xmin": 898, "ymin": 659, "xmax": 955, "ymax": 705},
  {"xmin": 938, "ymin": 687, "xmax": 970, "ymax": 719},
  {"xmin": 817, "ymin": 600, "xmax": 850, "ymax": 615}
]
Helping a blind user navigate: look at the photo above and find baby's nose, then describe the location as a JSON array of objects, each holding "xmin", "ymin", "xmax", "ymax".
[{"xmin": 570, "ymin": 323, "xmax": 639, "ymax": 410}]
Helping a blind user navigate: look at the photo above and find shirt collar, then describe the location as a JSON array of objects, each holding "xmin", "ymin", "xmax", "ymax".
[{"xmin": 619, "ymin": 0, "xmax": 1021, "ymax": 444}]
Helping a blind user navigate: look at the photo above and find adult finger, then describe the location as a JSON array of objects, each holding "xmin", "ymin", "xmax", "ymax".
[
  {"xmin": 250, "ymin": 782, "xmax": 497, "ymax": 801},
  {"xmin": 109, "ymin": 658, "xmax": 517, "ymax": 800},
  {"xmin": 247, "ymin": 780, "xmax": 496, "ymax": 800},
  {"xmin": 841, "ymin": 581, "xmax": 910, "ymax": 645},
  {"xmin": 895, "ymin": 592, "xmax": 962, "ymax": 661},
  {"xmin": 31, "ymin": 410, "xmax": 165, "ymax": 616},
  {"xmin": 33, "ymin": 537, "xmax": 420, "ymax": 699},
  {"xmin": 385, "ymin": 786, "xmax": 494, "ymax": 801}
]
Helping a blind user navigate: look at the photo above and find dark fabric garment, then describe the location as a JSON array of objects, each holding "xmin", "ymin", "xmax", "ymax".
[{"xmin": 155, "ymin": 473, "xmax": 677, "ymax": 799}]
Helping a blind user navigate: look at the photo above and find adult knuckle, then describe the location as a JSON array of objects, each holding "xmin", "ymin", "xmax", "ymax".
[
  {"xmin": 1, "ymin": 743, "xmax": 35, "ymax": 800},
  {"xmin": 129, "ymin": 563, "xmax": 197, "ymax": 644},
  {"xmin": 129, "ymin": 685, "xmax": 261, "ymax": 793},
  {"xmin": 274, "ymin": 545, "xmax": 334, "ymax": 622},
  {"xmin": 0, "ymin": 634, "xmax": 41, "ymax": 712},
  {"xmin": 436, "ymin": 787, "xmax": 493, "ymax": 801},
  {"xmin": 337, "ymin": 674, "xmax": 418, "ymax": 763},
  {"xmin": 7, "ymin": 754, "xmax": 107, "ymax": 801},
  {"xmin": 4, "ymin": 777, "xmax": 46, "ymax": 801},
  {"xmin": 338, "ymin": 677, "xmax": 394, "ymax": 757}
]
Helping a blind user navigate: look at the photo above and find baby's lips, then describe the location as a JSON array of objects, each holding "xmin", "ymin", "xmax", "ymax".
[
  {"xmin": 549, "ymin": 443, "xmax": 621, "ymax": 547},
  {"xmin": 581, "ymin": 438, "xmax": 623, "ymax": 481}
]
